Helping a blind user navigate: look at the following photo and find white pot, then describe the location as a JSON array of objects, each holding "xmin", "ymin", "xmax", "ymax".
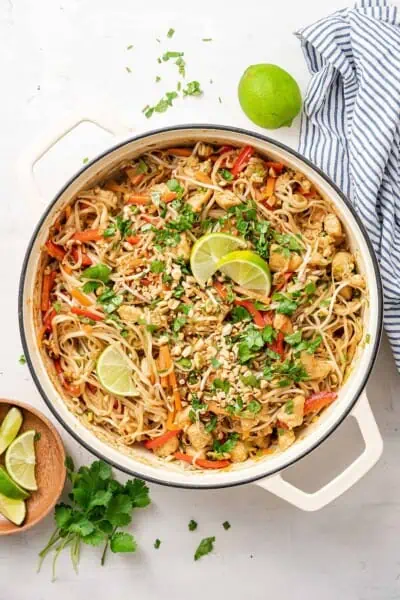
[{"xmin": 19, "ymin": 122, "xmax": 384, "ymax": 511}]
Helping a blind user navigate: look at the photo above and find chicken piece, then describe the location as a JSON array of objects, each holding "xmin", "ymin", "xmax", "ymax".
[
  {"xmin": 275, "ymin": 172, "xmax": 292, "ymax": 197},
  {"xmin": 273, "ymin": 313, "xmax": 293, "ymax": 334},
  {"xmin": 309, "ymin": 252, "xmax": 331, "ymax": 267},
  {"xmin": 149, "ymin": 182, "xmax": 170, "ymax": 198},
  {"xmin": 153, "ymin": 435, "xmax": 180, "ymax": 457},
  {"xmin": 196, "ymin": 143, "xmax": 214, "ymax": 159},
  {"xmin": 278, "ymin": 428, "xmax": 296, "ymax": 451},
  {"xmin": 254, "ymin": 434, "xmax": 271, "ymax": 449},
  {"xmin": 334, "ymin": 299, "xmax": 362, "ymax": 316},
  {"xmin": 230, "ymin": 441, "xmax": 248, "ymax": 463},
  {"xmin": 332, "ymin": 251, "xmax": 355, "ymax": 280},
  {"xmin": 295, "ymin": 172, "xmax": 312, "ymax": 194},
  {"xmin": 339, "ymin": 285, "xmax": 353, "ymax": 301},
  {"xmin": 300, "ymin": 352, "xmax": 332, "ymax": 380},
  {"xmin": 186, "ymin": 446, "xmax": 206, "ymax": 460},
  {"xmin": 348, "ymin": 274, "xmax": 365, "ymax": 288},
  {"xmin": 183, "ymin": 156, "xmax": 212, "ymax": 177},
  {"xmin": 324, "ymin": 214, "xmax": 343, "ymax": 240},
  {"xmin": 277, "ymin": 395, "xmax": 305, "ymax": 429},
  {"xmin": 175, "ymin": 406, "xmax": 192, "ymax": 428},
  {"xmin": 186, "ymin": 189, "xmax": 212, "ymax": 212},
  {"xmin": 214, "ymin": 190, "xmax": 242, "ymax": 210},
  {"xmin": 170, "ymin": 232, "xmax": 191, "ymax": 259},
  {"xmin": 269, "ymin": 244, "xmax": 302, "ymax": 272},
  {"xmin": 118, "ymin": 305, "xmax": 142, "ymax": 322},
  {"xmin": 187, "ymin": 423, "xmax": 213, "ymax": 451},
  {"xmin": 244, "ymin": 159, "xmax": 266, "ymax": 184}
]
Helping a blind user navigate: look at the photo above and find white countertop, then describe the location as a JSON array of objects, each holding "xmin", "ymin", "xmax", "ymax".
[{"xmin": 1, "ymin": 0, "xmax": 400, "ymax": 598}]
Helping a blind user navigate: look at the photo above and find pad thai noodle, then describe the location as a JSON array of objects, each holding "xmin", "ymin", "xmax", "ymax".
[{"xmin": 37, "ymin": 142, "xmax": 367, "ymax": 469}]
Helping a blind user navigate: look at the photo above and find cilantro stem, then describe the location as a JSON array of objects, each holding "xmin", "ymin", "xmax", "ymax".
[
  {"xmin": 37, "ymin": 528, "xmax": 62, "ymax": 572},
  {"xmin": 101, "ymin": 526, "xmax": 117, "ymax": 566},
  {"xmin": 52, "ymin": 534, "xmax": 73, "ymax": 582}
]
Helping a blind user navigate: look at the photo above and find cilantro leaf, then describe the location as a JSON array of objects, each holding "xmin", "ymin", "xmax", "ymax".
[
  {"xmin": 212, "ymin": 433, "xmax": 239, "ymax": 457},
  {"xmin": 124, "ymin": 479, "xmax": 151, "ymax": 508},
  {"xmin": 154, "ymin": 538, "xmax": 161, "ymax": 549},
  {"xmin": 222, "ymin": 521, "xmax": 231, "ymax": 530},
  {"xmin": 272, "ymin": 293, "xmax": 298, "ymax": 316},
  {"xmin": 188, "ymin": 519, "xmax": 198, "ymax": 531},
  {"xmin": 81, "ymin": 264, "xmax": 111, "ymax": 283},
  {"xmin": 230, "ymin": 306, "xmax": 251, "ymax": 322},
  {"xmin": 211, "ymin": 378, "xmax": 230, "ymax": 394},
  {"xmin": 204, "ymin": 415, "xmax": 217, "ymax": 433},
  {"xmin": 194, "ymin": 537, "xmax": 215, "ymax": 561},
  {"xmin": 183, "ymin": 81, "xmax": 203, "ymax": 96},
  {"xmin": 150, "ymin": 260, "xmax": 165, "ymax": 273},
  {"xmin": 54, "ymin": 504, "xmax": 73, "ymax": 529},
  {"xmin": 105, "ymin": 494, "xmax": 133, "ymax": 527},
  {"xmin": 110, "ymin": 532, "xmax": 137, "ymax": 553}
]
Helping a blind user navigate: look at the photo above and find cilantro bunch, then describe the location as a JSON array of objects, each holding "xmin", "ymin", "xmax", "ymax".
[{"xmin": 38, "ymin": 458, "xmax": 150, "ymax": 580}]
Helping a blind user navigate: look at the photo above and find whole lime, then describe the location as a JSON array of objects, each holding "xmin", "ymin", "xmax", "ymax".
[{"xmin": 238, "ymin": 64, "xmax": 302, "ymax": 129}]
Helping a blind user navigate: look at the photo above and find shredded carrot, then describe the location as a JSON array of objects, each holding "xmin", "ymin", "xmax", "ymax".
[
  {"xmin": 71, "ymin": 288, "xmax": 93, "ymax": 307},
  {"xmin": 158, "ymin": 347, "xmax": 169, "ymax": 388},
  {"xmin": 144, "ymin": 429, "xmax": 181, "ymax": 450},
  {"xmin": 82, "ymin": 324, "xmax": 93, "ymax": 335},
  {"xmin": 169, "ymin": 370, "xmax": 182, "ymax": 411},
  {"xmin": 72, "ymin": 229, "xmax": 103, "ymax": 242},
  {"xmin": 166, "ymin": 410, "xmax": 176, "ymax": 430},
  {"xmin": 41, "ymin": 270, "xmax": 57, "ymax": 312},
  {"xmin": 162, "ymin": 191, "xmax": 177, "ymax": 203},
  {"xmin": 125, "ymin": 194, "xmax": 150, "ymax": 205},
  {"xmin": 125, "ymin": 169, "xmax": 145, "ymax": 186},
  {"xmin": 65, "ymin": 205, "xmax": 72, "ymax": 218},
  {"xmin": 265, "ymin": 176, "xmax": 275, "ymax": 198},
  {"xmin": 126, "ymin": 235, "xmax": 140, "ymax": 245},
  {"xmin": 167, "ymin": 147, "xmax": 192, "ymax": 157},
  {"xmin": 195, "ymin": 171, "xmax": 212, "ymax": 184},
  {"xmin": 63, "ymin": 265, "xmax": 73, "ymax": 275},
  {"xmin": 213, "ymin": 280, "xmax": 228, "ymax": 300}
]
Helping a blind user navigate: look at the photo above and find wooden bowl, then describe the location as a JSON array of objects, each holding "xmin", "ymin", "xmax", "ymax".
[{"xmin": 0, "ymin": 399, "xmax": 66, "ymax": 535}]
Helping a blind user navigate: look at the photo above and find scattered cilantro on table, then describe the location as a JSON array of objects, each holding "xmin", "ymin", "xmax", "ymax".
[
  {"xmin": 194, "ymin": 536, "xmax": 215, "ymax": 561},
  {"xmin": 18, "ymin": 354, "xmax": 26, "ymax": 365},
  {"xmin": 38, "ymin": 457, "xmax": 150, "ymax": 580}
]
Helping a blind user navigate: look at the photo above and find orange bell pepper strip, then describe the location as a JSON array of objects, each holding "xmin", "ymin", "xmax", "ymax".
[
  {"xmin": 126, "ymin": 235, "xmax": 141, "ymax": 245},
  {"xmin": 174, "ymin": 452, "xmax": 231, "ymax": 469},
  {"xmin": 169, "ymin": 370, "xmax": 182, "ymax": 411},
  {"xmin": 162, "ymin": 191, "xmax": 177, "ymax": 203},
  {"xmin": 265, "ymin": 176, "xmax": 276, "ymax": 198},
  {"xmin": 71, "ymin": 288, "xmax": 93, "ymax": 307},
  {"xmin": 304, "ymin": 392, "xmax": 337, "ymax": 415},
  {"xmin": 72, "ymin": 229, "xmax": 103, "ymax": 242},
  {"xmin": 144, "ymin": 429, "xmax": 181, "ymax": 450}
]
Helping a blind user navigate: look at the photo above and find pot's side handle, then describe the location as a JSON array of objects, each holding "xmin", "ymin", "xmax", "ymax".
[
  {"xmin": 255, "ymin": 391, "xmax": 382, "ymax": 511},
  {"xmin": 16, "ymin": 111, "xmax": 128, "ymax": 205}
]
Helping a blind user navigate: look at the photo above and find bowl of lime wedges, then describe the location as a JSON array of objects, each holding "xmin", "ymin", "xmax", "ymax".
[{"xmin": 0, "ymin": 399, "xmax": 66, "ymax": 535}]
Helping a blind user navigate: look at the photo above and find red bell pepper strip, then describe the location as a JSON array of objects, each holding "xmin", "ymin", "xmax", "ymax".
[
  {"xmin": 44, "ymin": 308, "xmax": 56, "ymax": 332},
  {"xmin": 268, "ymin": 331, "xmax": 285, "ymax": 359},
  {"xmin": 231, "ymin": 145, "xmax": 254, "ymax": 177},
  {"xmin": 265, "ymin": 161, "xmax": 285, "ymax": 173},
  {"xmin": 235, "ymin": 299, "xmax": 265, "ymax": 328},
  {"xmin": 54, "ymin": 359, "xmax": 81, "ymax": 396},
  {"xmin": 275, "ymin": 271, "xmax": 294, "ymax": 292},
  {"xmin": 262, "ymin": 311, "xmax": 274, "ymax": 326},
  {"xmin": 45, "ymin": 240, "xmax": 66, "ymax": 262},
  {"xmin": 71, "ymin": 247, "xmax": 92, "ymax": 266},
  {"xmin": 174, "ymin": 452, "xmax": 231, "ymax": 469},
  {"xmin": 217, "ymin": 145, "xmax": 234, "ymax": 154},
  {"xmin": 144, "ymin": 429, "xmax": 181, "ymax": 450},
  {"xmin": 71, "ymin": 307, "xmax": 104, "ymax": 321},
  {"xmin": 41, "ymin": 271, "xmax": 57, "ymax": 312},
  {"xmin": 304, "ymin": 392, "xmax": 337, "ymax": 415}
]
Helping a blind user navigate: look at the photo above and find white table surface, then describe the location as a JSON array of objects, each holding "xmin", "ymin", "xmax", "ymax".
[{"xmin": 1, "ymin": 0, "xmax": 400, "ymax": 598}]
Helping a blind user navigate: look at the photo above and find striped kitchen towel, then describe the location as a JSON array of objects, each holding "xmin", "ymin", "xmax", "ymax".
[{"xmin": 296, "ymin": 0, "xmax": 400, "ymax": 371}]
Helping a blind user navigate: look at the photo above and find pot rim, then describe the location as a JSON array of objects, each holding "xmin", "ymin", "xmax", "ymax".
[{"xmin": 18, "ymin": 123, "xmax": 384, "ymax": 489}]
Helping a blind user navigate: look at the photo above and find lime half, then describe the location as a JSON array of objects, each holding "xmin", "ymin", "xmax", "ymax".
[
  {"xmin": 190, "ymin": 233, "xmax": 247, "ymax": 286},
  {"xmin": 0, "ymin": 466, "xmax": 29, "ymax": 500},
  {"xmin": 0, "ymin": 407, "xmax": 23, "ymax": 455},
  {"xmin": 97, "ymin": 345, "xmax": 136, "ymax": 397},
  {"xmin": 0, "ymin": 493, "xmax": 26, "ymax": 525},
  {"xmin": 5, "ymin": 430, "xmax": 37, "ymax": 491},
  {"xmin": 217, "ymin": 250, "xmax": 272, "ymax": 295}
]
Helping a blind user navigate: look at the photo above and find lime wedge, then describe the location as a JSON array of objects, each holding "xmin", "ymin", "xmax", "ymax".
[
  {"xmin": 5, "ymin": 430, "xmax": 37, "ymax": 491},
  {"xmin": 97, "ymin": 344, "xmax": 136, "ymax": 397},
  {"xmin": 217, "ymin": 250, "xmax": 272, "ymax": 295},
  {"xmin": 0, "ymin": 493, "xmax": 26, "ymax": 525},
  {"xmin": 190, "ymin": 233, "xmax": 247, "ymax": 286},
  {"xmin": 0, "ymin": 407, "xmax": 23, "ymax": 455},
  {"xmin": 0, "ymin": 466, "xmax": 29, "ymax": 500}
]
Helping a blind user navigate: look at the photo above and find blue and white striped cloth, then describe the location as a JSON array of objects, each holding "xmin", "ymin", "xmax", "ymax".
[{"xmin": 296, "ymin": 0, "xmax": 400, "ymax": 371}]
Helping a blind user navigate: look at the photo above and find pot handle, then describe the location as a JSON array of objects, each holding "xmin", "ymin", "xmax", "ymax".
[
  {"xmin": 16, "ymin": 111, "xmax": 128, "ymax": 205},
  {"xmin": 255, "ymin": 391, "xmax": 382, "ymax": 511}
]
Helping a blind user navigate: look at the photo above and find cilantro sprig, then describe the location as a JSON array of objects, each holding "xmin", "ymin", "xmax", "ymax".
[{"xmin": 38, "ymin": 458, "xmax": 150, "ymax": 579}]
